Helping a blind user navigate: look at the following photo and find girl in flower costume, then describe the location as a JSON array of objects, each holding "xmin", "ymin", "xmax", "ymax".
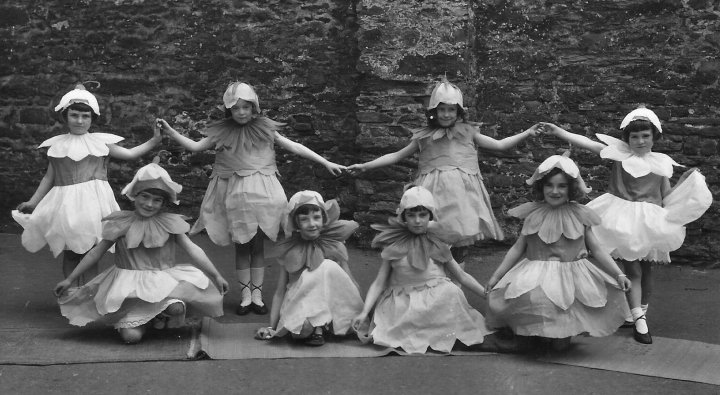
[
  {"xmin": 352, "ymin": 186, "xmax": 492, "ymax": 354},
  {"xmin": 158, "ymin": 82, "xmax": 345, "ymax": 316},
  {"xmin": 486, "ymin": 154, "xmax": 632, "ymax": 351},
  {"xmin": 13, "ymin": 84, "xmax": 162, "ymax": 284},
  {"xmin": 53, "ymin": 162, "xmax": 229, "ymax": 344},
  {"xmin": 542, "ymin": 108, "xmax": 712, "ymax": 344},
  {"xmin": 349, "ymin": 78, "xmax": 541, "ymax": 266},
  {"xmin": 255, "ymin": 191, "xmax": 363, "ymax": 346}
]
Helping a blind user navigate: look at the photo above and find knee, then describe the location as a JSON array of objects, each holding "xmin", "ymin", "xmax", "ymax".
[
  {"xmin": 165, "ymin": 302, "xmax": 185, "ymax": 316},
  {"xmin": 119, "ymin": 327, "xmax": 146, "ymax": 344}
]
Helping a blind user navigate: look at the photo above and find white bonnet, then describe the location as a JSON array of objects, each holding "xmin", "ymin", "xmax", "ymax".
[
  {"xmin": 54, "ymin": 84, "xmax": 100, "ymax": 116},
  {"xmin": 620, "ymin": 107, "xmax": 662, "ymax": 133},
  {"xmin": 221, "ymin": 82, "xmax": 260, "ymax": 112},
  {"xmin": 526, "ymin": 152, "xmax": 591, "ymax": 195},
  {"xmin": 121, "ymin": 162, "xmax": 182, "ymax": 205}
]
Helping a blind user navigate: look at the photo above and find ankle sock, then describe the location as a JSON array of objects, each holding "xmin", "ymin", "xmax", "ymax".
[
  {"xmin": 250, "ymin": 267, "xmax": 265, "ymax": 306},
  {"xmin": 237, "ymin": 269, "xmax": 251, "ymax": 307},
  {"xmin": 641, "ymin": 303, "xmax": 649, "ymax": 316},
  {"xmin": 631, "ymin": 307, "xmax": 649, "ymax": 334}
]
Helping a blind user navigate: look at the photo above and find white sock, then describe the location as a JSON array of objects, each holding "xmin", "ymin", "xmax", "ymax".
[
  {"xmin": 631, "ymin": 307, "xmax": 648, "ymax": 334},
  {"xmin": 237, "ymin": 269, "xmax": 251, "ymax": 307},
  {"xmin": 641, "ymin": 303, "xmax": 649, "ymax": 316},
  {"xmin": 250, "ymin": 267, "xmax": 265, "ymax": 306}
]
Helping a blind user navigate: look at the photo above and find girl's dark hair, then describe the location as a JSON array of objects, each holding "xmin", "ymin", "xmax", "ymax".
[
  {"xmin": 401, "ymin": 205, "xmax": 434, "ymax": 221},
  {"xmin": 425, "ymin": 104, "xmax": 466, "ymax": 127},
  {"xmin": 294, "ymin": 204, "xmax": 326, "ymax": 226},
  {"xmin": 137, "ymin": 188, "xmax": 171, "ymax": 206},
  {"xmin": 61, "ymin": 102, "xmax": 99, "ymax": 122},
  {"xmin": 621, "ymin": 119, "xmax": 661, "ymax": 143},
  {"xmin": 531, "ymin": 167, "xmax": 581, "ymax": 202}
]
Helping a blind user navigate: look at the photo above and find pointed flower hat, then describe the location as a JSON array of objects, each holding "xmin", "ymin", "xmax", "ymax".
[
  {"xmin": 284, "ymin": 190, "xmax": 340, "ymax": 235},
  {"xmin": 526, "ymin": 152, "xmax": 591, "ymax": 195},
  {"xmin": 427, "ymin": 76, "xmax": 464, "ymax": 110},
  {"xmin": 396, "ymin": 186, "xmax": 439, "ymax": 221},
  {"xmin": 620, "ymin": 107, "xmax": 662, "ymax": 133},
  {"xmin": 221, "ymin": 81, "xmax": 260, "ymax": 112},
  {"xmin": 54, "ymin": 83, "xmax": 100, "ymax": 116},
  {"xmin": 121, "ymin": 159, "xmax": 183, "ymax": 204}
]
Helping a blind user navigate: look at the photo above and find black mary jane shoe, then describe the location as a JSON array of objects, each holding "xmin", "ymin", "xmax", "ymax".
[
  {"xmin": 236, "ymin": 304, "xmax": 251, "ymax": 316},
  {"xmin": 620, "ymin": 320, "xmax": 634, "ymax": 329},
  {"xmin": 251, "ymin": 302, "xmax": 268, "ymax": 315},
  {"xmin": 632, "ymin": 316, "xmax": 652, "ymax": 344},
  {"xmin": 305, "ymin": 331, "xmax": 325, "ymax": 346}
]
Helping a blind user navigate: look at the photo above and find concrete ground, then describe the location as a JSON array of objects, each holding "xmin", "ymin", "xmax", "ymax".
[{"xmin": 1, "ymin": 233, "xmax": 719, "ymax": 395}]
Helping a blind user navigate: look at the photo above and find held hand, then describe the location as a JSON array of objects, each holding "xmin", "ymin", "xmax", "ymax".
[
  {"xmin": 152, "ymin": 118, "xmax": 163, "ymax": 140},
  {"xmin": 324, "ymin": 161, "xmax": 346, "ymax": 176},
  {"xmin": 525, "ymin": 123, "xmax": 543, "ymax": 137},
  {"xmin": 255, "ymin": 326, "xmax": 275, "ymax": 340},
  {"xmin": 54, "ymin": 279, "xmax": 72, "ymax": 297},
  {"xmin": 16, "ymin": 201, "xmax": 35, "ymax": 214},
  {"xmin": 351, "ymin": 314, "xmax": 369, "ymax": 332},
  {"xmin": 156, "ymin": 119, "xmax": 174, "ymax": 137},
  {"xmin": 484, "ymin": 278, "xmax": 498, "ymax": 295},
  {"xmin": 539, "ymin": 122, "xmax": 562, "ymax": 136},
  {"xmin": 346, "ymin": 163, "xmax": 365, "ymax": 176},
  {"xmin": 214, "ymin": 274, "xmax": 230, "ymax": 295}
]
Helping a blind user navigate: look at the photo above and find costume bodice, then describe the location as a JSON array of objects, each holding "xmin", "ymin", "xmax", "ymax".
[
  {"xmin": 525, "ymin": 233, "xmax": 588, "ymax": 262},
  {"xmin": 415, "ymin": 124, "xmax": 480, "ymax": 175},
  {"xmin": 389, "ymin": 257, "xmax": 447, "ymax": 287},
  {"xmin": 607, "ymin": 161, "xmax": 666, "ymax": 205},
  {"xmin": 113, "ymin": 236, "xmax": 176, "ymax": 270},
  {"xmin": 212, "ymin": 142, "xmax": 278, "ymax": 178},
  {"xmin": 49, "ymin": 156, "xmax": 108, "ymax": 186}
]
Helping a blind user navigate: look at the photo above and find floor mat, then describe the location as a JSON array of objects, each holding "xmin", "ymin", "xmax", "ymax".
[
  {"xmin": 199, "ymin": 319, "xmax": 495, "ymax": 359},
  {"xmin": 0, "ymin": 326, "xmax": 201, "ymax": 365},
  {"xmin": 539, "ymin": 334, "xmax": 720, "ymax": 386}
]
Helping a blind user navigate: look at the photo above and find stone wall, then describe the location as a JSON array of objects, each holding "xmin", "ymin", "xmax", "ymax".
[{"xmin": 1, "ymin": 0, "xmax": 718, "ymax": 266}]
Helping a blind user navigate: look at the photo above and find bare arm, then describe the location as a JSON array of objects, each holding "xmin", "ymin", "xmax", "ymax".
[
  {"xmin": 474, "ymin": 123, "xmax": 541, "ymax": 151},
  {"xmin": 256, "ymin": 269, "xmax": 289, "ymax": 340},
  {"xmin": 486, "ymin": 235, "xmax": 528, "ymax": 291},
  {"xmin": 585, "ymin": 228, "xmax": 631, "ymax": 291},
  {"xmin": 274, "ymin": 132, "xmax": 345, "ymax": 176},
  {"xmin": 445, "ymin": 258, "xmax": 486, "ymax": 297},
  {"xmin": 108, "ymin": 121, "xmax": 163, "ymax": 160},
  {"xmin": 176, "ymin": 234, "xmax": 229, "ymax": 294},
  {"xmin": 53, "ymin": 239, "xmax": 114, "ymax": 296},
  {"xmin": 541, "ymin": 122, "xmax": 606, "ymax": 154},
  {"xmin": 346, "ymin": 140, "xmax": 419, "ymax": 174},
  {"xmin": 352, "ymin": 259, "xmax": 391, "ymax": 328},
  {"xmin": 17, "ymin": 164, "xmax": 55, "ymax": 213},
  {"xmin": 157, "ymin": 119, "xmax": 215, "ymax": 152}
]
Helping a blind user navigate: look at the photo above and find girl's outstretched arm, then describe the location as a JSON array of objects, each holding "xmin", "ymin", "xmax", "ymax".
[
  {"xmin": 445, "ymin": 259, "xmax": 486, "ymax": 297},
  {"xmin": 346, "ymin": 140, "xmax": 419, "ymax": 174},
  {"xmin": 351, "ymin": 259, "xmax": 391, "ymax": 329},
  {"xmin": 486, "ymin": 235, "xmax": 527, "ymax": 292},
  {"xmin": 540, "ymin": 122, "xmax": 606, "ymax": 155},
  {"xmin": 274, "ymin": 133, "xmax": 346, "ymax": 176},
  {"xmin": 585, "ymin": 228, "xmax": 631, "ymax": 291},
  {"xmin": 256, "ymin": 269, "xmax": 289, "ymax": 339},
  {"xmin": 176, "ymin": 234, "xmax": 229, "ymax": 295},
  {"xmin": 474, "ymin": 123, "xmax": 541, "ymax": 151},
  {"xmin": 108, "ymin": 121, "xmax": 163, "ymax": 160},
  {"xmin": 53, "ymin": 239, "xmax": 114, "ymax": 296},
  {"xmin": 17, "ymin": 163, "xmax": 56, "ymax": 213},
  {"xmin": 157, "ymin": 119, "xmax": 215, "ymax": 152}
]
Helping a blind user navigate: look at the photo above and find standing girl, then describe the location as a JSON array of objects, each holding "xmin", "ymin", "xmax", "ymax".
[
  {"xmin": 54, "ymin": 162, "xmax": 229, "ymax": 344},
  {"xmin": 348, "ymin": 78, "xmax": 540, "ymax": 266},
  {"xmin": 158, "ymin": 82, "xmax": 345, "ymax": 315},
  {"xmin": 255, "ymin": 191, "xmax": 363, "ymax": 346},
  {"xmin": 13, "ymin": 84, "xmax": 162, "ymax": 285},
  {"xmin": 351, "ymin": 186, "xmax": 492, "ymax": 354},
  {"xmin": 486, "ymin": 154, "xmax": 632, "ymax": 351},
  {"xmin": 542, "ymin": 108, "xmax": 712, "ymax": 344}
]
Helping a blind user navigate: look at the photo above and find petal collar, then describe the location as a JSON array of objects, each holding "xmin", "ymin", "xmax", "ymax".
[
  {"xmin": 39, "ymin": 133, "xmax": 124, "ymax": 161},
  {"xmin": 370, "ymin": 218, "xmax": 460, "ymax": 270},
  {"xmin": 410, "ymin": 122, "xmax": 476, "ymax": 143},
  {"xmin": 596, "ymin": 134, "xmax": 681, "ymax": 178},
  {"xmin": 202, "ymin": 116, "xmax": 284, "ymax": 151},
  {"xmin": 508, "ymin": 202, "xmax": 600, "ymax": 243},
  {"xmin": 101, "ymin": 211, "xmax": 190, "ymax": 248}
]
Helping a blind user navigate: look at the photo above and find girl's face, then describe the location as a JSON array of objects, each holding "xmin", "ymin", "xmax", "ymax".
[
  {"xmin": 405, "ymin": 208, "xmax": 431, "ymax": 234},
  {"xmin": 296, "ymin": 209, "xmax": 324, "ymax": 240},
  {"xmin": 436, "ymin": 103, "xmax": 458, "ymax": 128},
  {"xmin": 66, "ymin": 109, "xmax": 93, "ymax": 135},
  {"xmin": 627, "ymin": 129, "xmax": 654, "ymax": 155},
  {"xmin": 543, "ymin": 173, "xmax": 570, "ymax": 207},
  {"xmin": 230, "ymin": 99, "xmax": 255, "ymax": 125},
  {"xmin": 134, "ymin": 191, "xmax": 165, "ymax": 218}
]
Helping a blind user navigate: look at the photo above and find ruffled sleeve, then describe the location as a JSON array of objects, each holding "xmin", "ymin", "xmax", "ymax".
[
  {"xmin": 40, "ymin": 133, "xmax": 124, "ymax": 161},
  {"xmin": 410, "ymin": 122, "xmax": 476, "ymax": 143},
  {"xmin": 268, "ymin": 220, "xmax": 359, "ymax": 273},
  {"xmin": 202, "ymin": 117, "xmax": 284, "ymax": 151},
  {"xmin": 101, "ymin": 211, "xmax": 190, "ymax": 248},
  {"xmin": 371, "ymin": 218, "xmax": 460, "ymax": 270},
  {"xmin": 596, "ymin": 134, "xmax": 681, "ymax": 178},
  {"xmin": 509, "ymin": 202, "xmax": 600, "ymax": 244}
]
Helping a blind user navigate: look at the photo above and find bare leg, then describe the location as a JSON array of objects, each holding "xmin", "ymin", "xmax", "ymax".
[
  {"xmin": 235, "ymin": 242, "xmax": 252, "ymax": 315},
  {"xmin": 624, "ymin": 260, "xmax": 651, "ymax": 343},
  {"xmin": 250, "ymin": 233, "xmax": 268, "ymax": 314},
  {"xmin": 640, "ymin": 261, "xmax": 652, "ymax": 314}
]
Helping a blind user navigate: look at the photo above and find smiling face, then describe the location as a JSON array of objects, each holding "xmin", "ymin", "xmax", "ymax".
[
  {"xmin": 229, "ymin": 99, "xmax": 255, "ymax": 125},
  {"xmin": 404, "ymin": 207, "xmax": 431, "ymax": 234},
  {"xmin": 627, "ymin": 129, "xmax": 654, "ymax": 155},
  {"xmin": 134, "ymin": 190, "xmax": 165, "ymax": 218},
  {"xmin": 543, "ymin": 172, "xmax": 570, "ymax": 207},
  {"xmin": 66, "ymin": 109, "xmax": 93, "ymax": 135},
  {"xmin": 435, "ymin": 102, "xmax": 458, "ymax": 128},
  {"xmin": 296, "ymin": 207, "xmax": 324, "ymax": 240}
]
